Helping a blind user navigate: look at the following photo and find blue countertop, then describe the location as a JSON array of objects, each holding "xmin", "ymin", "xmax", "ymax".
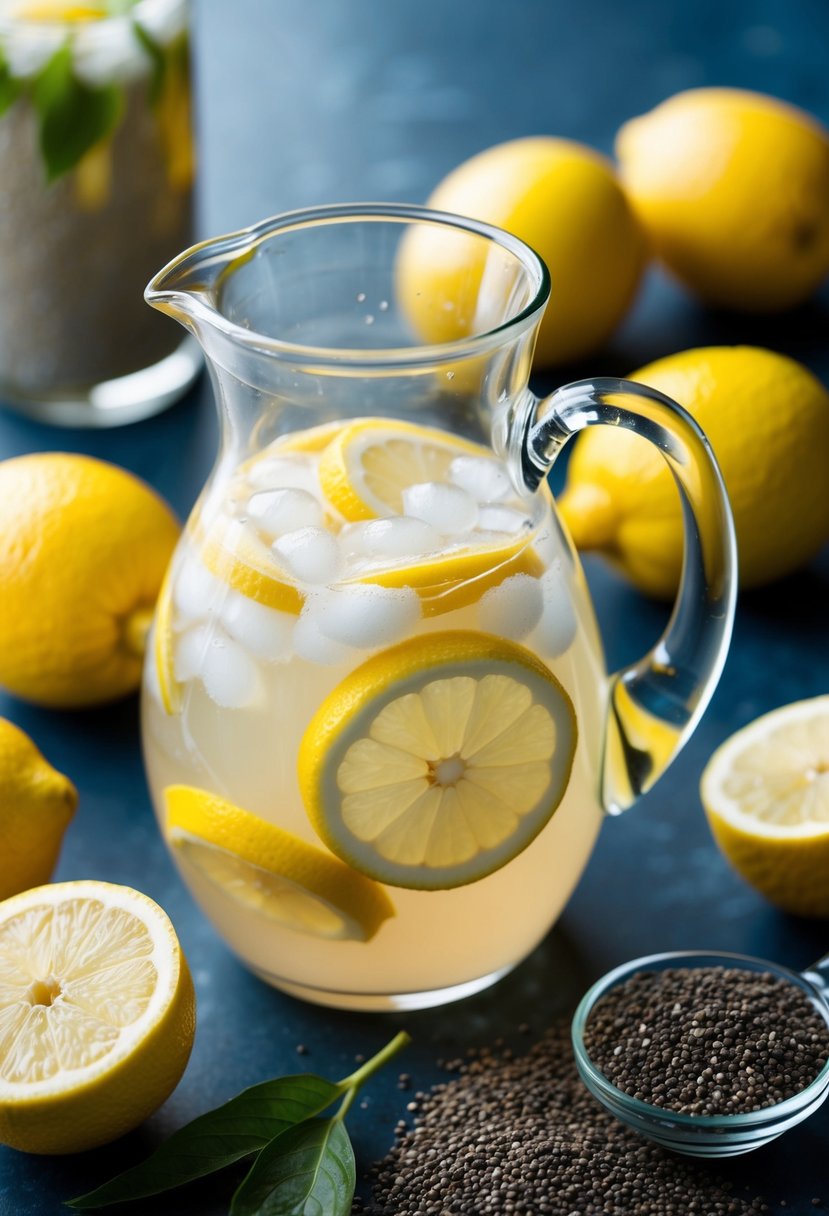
[{"xmin": 2, "ymin": 1, "xmax": 829, "ymax": 1212}]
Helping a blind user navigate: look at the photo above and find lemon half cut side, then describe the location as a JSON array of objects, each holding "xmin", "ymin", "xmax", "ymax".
[
  {"xmin": 0, "ymin": 880, "xmax": 195, "ymax": 1155},
  {"xmin": 701, "ymin": 695, "xmax": 829, "ymax": 917},
  {"xmin": 164, "ymin": 786, "xmax": 395, "ymax": 942},
  {"xmin": 299, "ymin": 632, "xmax": 578, "ymax": 891}
]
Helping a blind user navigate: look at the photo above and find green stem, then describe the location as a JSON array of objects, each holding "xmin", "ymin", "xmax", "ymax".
[{"xmin": 334, "ymin": 1030, "xmax": 411, "ymax": 1123}]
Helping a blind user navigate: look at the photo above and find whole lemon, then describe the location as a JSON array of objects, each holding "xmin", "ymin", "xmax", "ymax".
[
  {"xmin": 0, "ymin": 717, "xmax": 77, "ymax": 900},
  {"xmin": 0, "ymin": 453, "xmax": 179, "ymax": 707},
  {"xmin": 558, "ymin": 346, "xmax": 829, "ymax": 598},
  {"xmin": 399, "ymin": 137, "xmax": 648, "ymax": 365},
  {"xmin": 616, "ymin": 88, "xmax": 829, "ymax": 311}
]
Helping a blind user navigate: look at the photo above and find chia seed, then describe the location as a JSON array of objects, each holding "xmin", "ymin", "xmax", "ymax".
[
  {"xmin": 583, "ymin": 967, "xmax": 829, "ymax": 1116},
  {"xmin": 353, "ymin": 1020, "xmax": 770, "ymax": 1215}
]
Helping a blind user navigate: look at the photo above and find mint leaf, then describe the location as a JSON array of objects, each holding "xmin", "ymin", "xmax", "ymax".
[
  {"xmin": 67, "ymin": 1074, "xmax": 342, "ymax": 1210},
  {"xmin": 230, "ymin": 1118, "xmax": 355, "ymax": 1216},
  {"xmin": 0, "ymin": 47, "xmax": 22, "ymax": 116},
  {"xmin": 131, "ymin": 20, "xmax": 165, "ymax": 104},
  {"xmin": 32, "ymin": 43, "xmax": 122, "ymax": 182}
]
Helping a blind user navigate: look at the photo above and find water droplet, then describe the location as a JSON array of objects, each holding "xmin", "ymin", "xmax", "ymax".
[
  {"xmin": 446, "ymin": 371, "xmax": 455, "ymax": 380},
  {"xmin": 365, "ymin": 314, "xmax": 375, "ymax": 325},
  {"xmin": 378, "ymin": 300, "xmax": 389, "ymax": 311},
  {"xmin": 356, "ymin": 292, "xmax": 367, "ymax": 303}
]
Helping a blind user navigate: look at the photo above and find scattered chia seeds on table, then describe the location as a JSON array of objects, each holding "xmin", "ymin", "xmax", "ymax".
[
  {"xmin": 353, "ymin": 1020, "xmax": 770, "ymax": 1216},
  {"xmin": 584, "ymin": 967, "xmax": 829, "ymax": 1116}
]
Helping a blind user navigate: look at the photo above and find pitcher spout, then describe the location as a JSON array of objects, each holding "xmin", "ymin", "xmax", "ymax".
[{"xmin": 144, "ymin": 226, "xmax": 258, "ymax": 332}]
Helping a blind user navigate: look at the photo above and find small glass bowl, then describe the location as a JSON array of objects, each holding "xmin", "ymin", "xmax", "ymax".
[{"xmin": 571, "ymin": 949, "xmax": 829, "ymax": 1158}]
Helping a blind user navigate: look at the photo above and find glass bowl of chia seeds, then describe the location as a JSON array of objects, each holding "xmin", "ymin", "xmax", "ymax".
[{"xmin": 571, "ymin": 949, "xmax": 829, "ymax": 1157}]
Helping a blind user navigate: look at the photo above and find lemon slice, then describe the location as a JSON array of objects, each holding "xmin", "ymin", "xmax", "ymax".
[
  {"xmin": 298, "ymin": 631, "xmax": 577, "ymax": 890},
  {"xmin": 153, "ymin": 565, "xmax": 179, "ymax": 715},
  {"xmin": 165, "ymin": 785, "xmax": 395, "ymax": 941},
  {"xmin": 0, "ymin": 880, "xmax": 195, "ymax": 1155},
  {"xmin": 199, "ymin": 517, "xmax": 305, "ymax": 614},
  {"xmin": 701, "ymin": 695, "xmax": 829, "ymax": 917},
  {"xmin": 317, "ymin": 418, "xmax": 489, "ymax": 520},
  {"xmin": 354, "ymin": 538, "xmax": 544, "ymax": 617}
]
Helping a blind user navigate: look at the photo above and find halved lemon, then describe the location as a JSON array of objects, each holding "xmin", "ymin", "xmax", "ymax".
[
  {"xmin": 298, "ymin": 631, "xmax": 577, "ymax": 890},
  {"xmin": 701, "ymin": 695, "xmax": 829, "ymax": 917},
  {"xmin": 198, "ymin": 517, "xmax": 305, "ymax": 615},
  {"xmin": 165, "ymin": 785, "xmax": 395, "ymax": 941},
  {"xmin": 0, "ymin": 880, "xmax": 195, "ymax": 1155},
  {"xmin": 317, "ymin": 417, "xmax": 490, "ymax": 520}
]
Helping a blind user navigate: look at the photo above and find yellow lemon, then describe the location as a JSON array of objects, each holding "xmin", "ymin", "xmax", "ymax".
[
  {"xmin": 701, "ymin": 696, "xmax": 829, "ymax": 917},
  {"xmin": 558, "ymin": 345, "xmax": 829, "ymax": 597},
  {"xmin": 0, "ymin": 880, "xmax": 195, "ymax": 1154},
  {"xmin": 616, "ymin": 88, "xmax": 829, "ymax": 311},
  {"xmin": 0, "ymin": 718, "xmax": 77, "ymax": 901},
  {"xmin": 298, "ymin": 631, "xmax": 577, "ymax": 891},
  {"xmin": 397, "ymin": 137, "xmax": 648, "ymax": 365},
  {"xmin": 164, "ymin": 785, "xmax": 395, "ymax": 942},
  {"xmin": 0, "ymin": 454, "xmax": 179, "ymax": 708}
]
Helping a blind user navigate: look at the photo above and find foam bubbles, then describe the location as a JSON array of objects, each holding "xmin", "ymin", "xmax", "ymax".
[
  {"xmin": 478, "ymin": 574, "xmax": 544, "ymax": 640},
  {"xmin": 273, "ymin": 527, "xmax": 342, "ymax": 585},
  {"xmin": 449, "ymin": 455, "xmax": 512, "ymax": 503},
  {"xmin": 402, "ymin": 482, "xmax": 479, "ymax": 534},
  {"xmin": 220, "ymin": 591, "xmax": 295, "ymax": 662},
  {"xmin": 247, "ymin": 488, "xmax": 324, "ymax": 539}
]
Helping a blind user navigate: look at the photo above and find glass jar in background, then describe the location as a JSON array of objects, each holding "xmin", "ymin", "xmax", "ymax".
[{"xmin": 0, "ymin": 0, "xmax": 200, "ymax": 426}]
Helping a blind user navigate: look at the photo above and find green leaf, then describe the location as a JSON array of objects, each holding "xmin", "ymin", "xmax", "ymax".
[
  {"xmin": 230, "ymin": 1118, "xmax": 355, "ymax": 1216},
  {"xmin": 131, "ymin": 20, "xmax": 166, "ymax": 105},
  {"xmin": 0, "ymin": 46, "xmax": 22, "ymax": 116},
  {"xmin": 67, "ymin": 1074, "xmax": 342, "ymax": 1211},
  {"xmin": 32, "ymin": 42, "xmax": 122, "ymax": 182}
]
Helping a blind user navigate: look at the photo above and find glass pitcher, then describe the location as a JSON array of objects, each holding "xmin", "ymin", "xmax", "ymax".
[{"xmin": 142, "ymin": 204, "xmax": 736, "ymax": 1011}]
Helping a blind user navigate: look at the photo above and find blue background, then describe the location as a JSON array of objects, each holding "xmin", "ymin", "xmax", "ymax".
[{"xmin": 1, "ymin": 0, "xmax": 829, "ymax": 1211}]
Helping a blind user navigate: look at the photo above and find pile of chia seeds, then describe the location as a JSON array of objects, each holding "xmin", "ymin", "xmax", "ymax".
[
  {"xmin": 584, "ymin": 967, "xmax": 829, "ymax": 1116},
  {"xmin": 354, "ymin": 1020, "xmax": 773, "ymax": 1216}
]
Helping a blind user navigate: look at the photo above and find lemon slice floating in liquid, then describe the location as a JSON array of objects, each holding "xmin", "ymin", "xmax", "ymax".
[
  {"xmin": 317, "ymin": 417, "xmax": 488, "ymax": 520},
  {"xmin": 165, "ymin": 785, "xmax": 395, "ymax": 941},
  {"xmin": 0, "ymin": 880, "xmax": 195, "ymax": 1155},
  {"xmin": 199, "ymin": 517, "xmax": 305, "ymax": 614},
  {"xmin": 701, "ymin": 695, "xmax": 829, "ymax": 917},
  {"xmin": 298, "ymin": 631, "xmax": 577, "ymax": 890}
]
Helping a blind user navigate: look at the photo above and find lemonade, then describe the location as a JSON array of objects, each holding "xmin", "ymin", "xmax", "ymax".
[{"xmin": 142, "ymin": 418, "xmax": 607, "ymax": 1009}]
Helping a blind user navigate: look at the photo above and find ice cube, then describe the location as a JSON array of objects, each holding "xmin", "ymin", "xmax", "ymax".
[
  {"xmin": 246, "ymin": 454, "xmax": 319, "ymax": 494},
  {"xmin": 533, "ymin": 568, "xmax": 577, "ymax": 657},
  {"xmin": 478, "ymin": 573, "xmax": 544, "ymax": 640},
  {"xmin": 310, "ymin": 584, "xmax": 421, "ymax": 649},
  {"xmin": 293, "ymin": 611, "xmax": 355, "ymax": 666},
  {"xmin": 449, "ymin": 455, "xmax": 512, "ymax": 503},
  {"xmin": 198, "ymin": 628, "xmax": 264, "ymax": 709},
  {"xmin": 174, "ymin": 623, "xmax": 213, "ymax": 682},
  {"xmin": 173, "ymin": 556, "xmax": 224, "ymax": 623},
  {"xmin": 402, "ymin": 482, "xmax": 479, "ymax": 535},
  {"xmin": 220, "ymin": 590, "xmax": 295, "ymax": 662},
  {"xmin": 273, "ymin": 527, "xmax": 342, "ymax": 585},
  {"xmin": 359, "ymin": 516, "xmax": 441, "ymax": 559},
  {"xmin": 477, "ymin": 504, "xmax": 530, "ymax": 535},
  {"xmin": 247, "ymin": 488, "xmax": 324, "ymax": 539}
]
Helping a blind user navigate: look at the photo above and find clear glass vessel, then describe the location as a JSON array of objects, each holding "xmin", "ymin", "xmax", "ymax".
[
  {"xmin": 572, "ymin": 949, "xmax": 829, "ymax": 1156},
  {"xmin": 141, "ymin": 203, "xmax": 736, "ymax": 1010},
  {"xmin": 0, "ymin": 0, "xmax": 200, "ymax": 426}
]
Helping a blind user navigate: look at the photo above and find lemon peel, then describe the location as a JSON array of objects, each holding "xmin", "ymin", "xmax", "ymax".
[
  {"xmin": 165, "ymin": 785, "xmax": 395, "ymax": 942},
  {"xmin": 298, "ymin": 631, "xmax": 577, "ymax": 890}
]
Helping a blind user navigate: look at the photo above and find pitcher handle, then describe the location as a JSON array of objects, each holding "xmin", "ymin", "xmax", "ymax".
[{"xmin": 510, "ymin": 377, "xmax": 738, "ymax": 815}]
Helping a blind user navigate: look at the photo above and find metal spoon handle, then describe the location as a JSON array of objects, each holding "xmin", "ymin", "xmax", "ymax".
[{"xmin": 801, "ymin": 952, "xmax": 829, "ymax": 998}]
